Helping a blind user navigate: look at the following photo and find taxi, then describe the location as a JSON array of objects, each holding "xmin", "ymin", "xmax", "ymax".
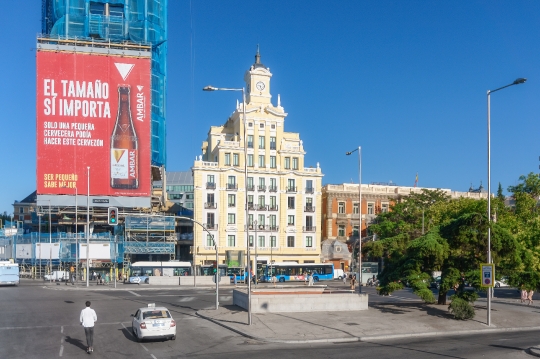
[{"xmin": 131, "ymin": 304, "xmax": 176, "ymax": 342}]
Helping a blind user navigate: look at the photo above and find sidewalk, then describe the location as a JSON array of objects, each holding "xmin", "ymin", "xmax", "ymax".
[{"xmin": 197, "ymin": 300, "xmax": 540, "ymax": 343}]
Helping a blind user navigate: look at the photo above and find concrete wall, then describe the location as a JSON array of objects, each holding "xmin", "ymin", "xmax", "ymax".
[{"xmin": 233, "ymin": 289, "xmax": 368, "ymax": 313}]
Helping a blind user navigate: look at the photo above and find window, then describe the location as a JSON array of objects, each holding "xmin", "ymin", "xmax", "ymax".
[
  {"xmin": 306, "ymin": 216, "xmax": 313, "ymax": 230},
  {"xmin": 288, "ymin": 179, "xmax": 296, "ymax": 192},
  {"xmin": 288, "ymin": 197, "xmax": 295, "ymax": 209},
  {"xmin": 258, "ymin": 155, "xmax": 265, "ymax": 168},
  {"xmin": 19, "ymin": 207, "xmax": 24, "ymax": 214},
  {"xmin": 228, "ymin": 213, "xmax": 236, "ymax": 224},
  {"xmin": 292, "ymin": 157, "xmax": 298, "ymax": 170},
  {"xmin": 288, "ymin": 215, "xmax": 295, "ymax": 226},
  {"xmin": 338, "ymin": 225, "xmax": 345, "ymax": 237},
  {"xmin": 367, "ymin": 203, "xmax": 374, "ymax": 215},
  {"xmin": 248, "ymin": 214, "xmax": 254, "ymax": 225},
  {"xmin": 259, "ymin": 177, "xmax": 265, "ymax": 187},
  {"xmin": 259, "ymin": 136, "xmax": 265, "ymax": 149},
  {"xmin": 381, "ymin": 203, "xmax": 389, "ymax": 213},
  {"xmin": 260, "ymin": 123, "xmax": 264, "ymax": 128},
  {"xmin": 247, "ymin": 135, "xmax": 253, "ymax": 148},
  {"xmin": 206, "ymin": 193, "xmax": 214, "ymax": 207},
  {"xmin": 185, "ymin": 194, "xmax": 194, "ymax": 199},
  {"xmin": 306, "ymin": 197, "xmax": 313, "ymax": 208},
  {"xmin": 287, "ymin": 236, "xmax": 295, "ymax": 247},
  {"xmin": 353, "ymin": 202, "xmax": 359, "ymax": 214},
  {"xmin": 270, "ymin": 156, "xmax": 276, "ymax": 168},
  {"xmin": 270, "ymin": 136, "xmax": 276, "ymax": 150},
  {"xmin": 19, "ymin": 215, "xmax": 24, "ymax": 221},
  {"xmin": 168, "ymin": 193, "xmax": 182, "ymax": 200},
  {"xmin": 306, "ymin": 179, "xmax": 313, "ymax": 193},
  {"xmin": 284, "ymin": 157, "xmax": 290, "ymax": 169},
  {"xmin": 224, "ymin": 153, "xmax": 231, "ymax": 165},
  {"xmin": 207, "ymin": 174, "xmax": 215, "ymax": 184},
  {"xmin": 270, "ymin": 196, "xmax": 277, "ymax": 209},
  {"xmin": 247, "ymin": 154, "xmax": 254, "ymax": 167},
  {"xmin": 249, "ymin": 235, "xmax": 254, "ymax": 247},
  {"xmin": 353, "ymin": 225, "xmax": 359, "ymax": 236},
  {"xmin": 228, "ymin": 194, "xmax": 236, "ymax": 207},
  {"xmin": 247, "ymin": 177, "xmax": 254, "ymax": 191},
  {"xmin": 258, "ymin": 195, "xmax": 265, "ymax": 207},
  {"xmin": 207, "ymin": 213, "xmax": 215, "ymax": 226},
  {"xmin": 338, "ymin": 202, "xmax": 345, "ymax": 214},
  {"xmin": 233, "ymin": 153, "xmax": 239, "ymax": 166},
  {"xmin": 248, "ymin": 195, "xmax": 254, "ymax": 208},
  {"xmin": 270, "ymin": 178, "xmax": 277, "ymax": 191},
  {"xmin": 248, "ymin": 122, "xmax": 253, "ymax": 127},
  {"xmin": 270, "ymin": 236, "xmax": 277, "ymax": 248},
  {"xmin": 258, "ymin": 214, "xmax": 265, "ymax": 226},
  {"xmin": 228, "ymin": 235, "xmax": 236, "ymax": 247},
  {"xmin": 269, "ymin": 214, "xmax": 277, "ymax": 227},
  {"xmin": 306, "ymin": 236, "xmax": 313, "ymax": 247},
  {"xmin": 206, "ymin": 234, "xmax": 214, "ymax": 247},
  {"xmin": 258, "ymin": 236, "xmax": 265, "ymax": 247},
  {"xmin": 228, "ymin": 176, "xmax": 236, "ymax": 185}
]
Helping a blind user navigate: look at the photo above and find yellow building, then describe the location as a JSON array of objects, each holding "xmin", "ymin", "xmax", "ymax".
[{"xmin": 192, "ymin": 51, "xmax": 323, "ymax": 269}]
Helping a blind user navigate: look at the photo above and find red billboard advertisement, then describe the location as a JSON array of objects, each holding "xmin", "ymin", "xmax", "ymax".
[{"xmin": 36, "ymin": 50, "xmax": 151, "ymax": 201}]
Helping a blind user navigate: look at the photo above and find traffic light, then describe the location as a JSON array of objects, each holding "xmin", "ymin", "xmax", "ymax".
[
  {"xmin": 107, "ymin": 207, "xmax": 118, "ymax": 226},
  {"xmin": 212, "ymin": 261, "xmax": 217, "ymax": 274}
]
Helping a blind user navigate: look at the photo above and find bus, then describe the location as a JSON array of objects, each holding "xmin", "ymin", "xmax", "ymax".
[
  {"xmin": 0, "ymin": 261, "xmax": 19, "ymax": 286},
  {"xmin": 262, "ymin": 262, "xmax": 334, "ymax": 283},
  {"xmin": 128, "ymin": 261, "xmax": 192, "ymax": 284},
  {"xmin": 199, "ymin": 264, "xmax": 227, "ymax": 277}
]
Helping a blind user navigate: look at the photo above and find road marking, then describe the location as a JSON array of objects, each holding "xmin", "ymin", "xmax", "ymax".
[
  {"xmin": 177, "ymin": 297, "xmax": 194, "ymax": 302},
  {"xmin": 128, "ymin": 291, "xmax": 141, "ymax": 297},
  {"xmin": 140, "ymin": 343, "xmax": 149, "ymax": 351},
  {"xmin": 61, "ymin": 326, "xmax": 63, "ymax": 333},
  {"xmin": 59, "ymin": 345, "xmax": 63, "ymax": 357},
  {"xmin": 151, "ymin": 355, "xmax": 157, "ymax": 359}
]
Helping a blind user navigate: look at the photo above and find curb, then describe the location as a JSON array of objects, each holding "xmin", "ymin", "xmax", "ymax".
[
  {"xmin": 43, "ymin": 285, "xmax": 223, "ymax": 291},
  {"xmin": 196, "ymin": 310, "xmax": 540, "ymax": 344},
  {"xmin": 527, "ymin": 347, "xmax": 540, "ymax": 357}
]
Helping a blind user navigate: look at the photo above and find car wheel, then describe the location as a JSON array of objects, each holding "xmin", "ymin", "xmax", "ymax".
[
  {"xmin": 171, "ymin": 335, "xmax": 176, "ymax": 341},
  {"xmin": 338, "ymin": 276, "xmax": 343, "ymax": 280},
  {"xmin": 144, "ymin": 278, "xmax": 149, "ymax": 284},
  {"xmin": 279, "ymin": 277, "xmax": 285, "ymax": 283}
]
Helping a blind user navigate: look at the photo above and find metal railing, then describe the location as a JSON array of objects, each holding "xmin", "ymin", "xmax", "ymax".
[
  {"xmin": 204, "ymin": 202, "xmax": 216, "ymax": 209},
  {"xmin": 203, "ymin": 223, "xmax": 218, "ymax": 230},
  {"xmin": 305, "ymin": 187, "xmax": 314, "ymax": 194},
  {"xmin": 257, "ymin": 185, "xmax": 266, "ymax": 192},
  {"xmin": 268, "ymin": 205, "xmax": 279, "ymax": 211},
  {"xmin": 226, "ymin": 183, "xmax": 238, "ymax": 190},
  {"xmin": 268, "ymin": 186, "xmax": 278, "ymax": 192},
  {"xmin": 206, "ymin": 182, "xmax": 216, "ymax": 189},
  {"xmin": 304, "ymin": 206, "xmax": 315, "ymax": 212},
  {"xmin": 303, "ymin": 226, "xmax": 316, "ymax": 232},
  {"xmin": 286, "ymin": 186, "xmax": 297, "ymax": 193},
  {"xmin": 257, "ymin": 205, "xmax": 268, "ymax": 211}
]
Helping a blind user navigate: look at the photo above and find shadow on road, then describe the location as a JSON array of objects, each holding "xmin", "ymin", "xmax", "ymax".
[{"xmin": 64, "ymin": 335, "xmax": 87, "ymax": 351}]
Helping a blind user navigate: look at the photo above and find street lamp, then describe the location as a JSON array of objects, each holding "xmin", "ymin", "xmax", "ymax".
[
  {"xmin": 346, "ymin": 146, "xmax": 362, "ymax": 292},
  {"xmin": 486, "ymin": 77, "xmax": 526, "ymax": 326},
  {"xmin": 86, "ymin": 166, "xmax": 90, "ymax": 288},
  {"xmin": 203, "ymin": 85, "xmax": 252, "ymax": 324}
]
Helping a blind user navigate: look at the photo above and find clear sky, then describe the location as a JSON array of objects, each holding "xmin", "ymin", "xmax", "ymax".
[{"xmin": 1, "ymin": 1, "xmax": 539, "ymax": 215}]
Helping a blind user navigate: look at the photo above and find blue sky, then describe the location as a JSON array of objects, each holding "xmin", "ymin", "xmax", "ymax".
[{"xmin": 1, "ymin": 1, "xmax": 539, "ymax": 214}]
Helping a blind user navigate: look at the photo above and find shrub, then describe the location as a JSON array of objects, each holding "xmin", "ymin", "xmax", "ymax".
[{"xmin": 448, "ymin": 297, "xmax": 475, "ymax": 320}]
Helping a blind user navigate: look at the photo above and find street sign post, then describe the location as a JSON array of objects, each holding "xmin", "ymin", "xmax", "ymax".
[{"xmin": 480, "ymin": 263, "xmax": 494, "ymax": 288}]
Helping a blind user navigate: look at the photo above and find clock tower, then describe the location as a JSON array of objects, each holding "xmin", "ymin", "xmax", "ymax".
[{"xmin": 244, "ymin": 47, "xmax": 272, "ymax": 105}]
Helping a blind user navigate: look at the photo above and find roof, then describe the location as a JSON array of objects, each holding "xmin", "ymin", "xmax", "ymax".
[
  {"xmin": 165, "ymin": 171, "xmax": 193, "ymax": 185},
  {"xmin": 14, "ymin": 191, "xmax": 37, "ymax": 204}
]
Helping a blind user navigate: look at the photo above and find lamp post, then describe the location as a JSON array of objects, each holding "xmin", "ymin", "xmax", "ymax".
[
  {"xmin": 86, "ymin": 166, "xmax": 90, "ymax": 287},
  {"xmin": 486, "ymin": 77, "xmax": 526, "ymax": 326},
  {"xmin": 203, "ymin": 85, "xmax": 252, "ymax": 324},
  {"xmin": 346, "ymin": 146, "xmax": 362, "ymax": 291},
  {"xmin": 49, "ymin": 201, "xmax": 52, "ymax": 283},
  {"xmin": 75, "ymin": 187, "xmax": 78, "ymax": 284}
]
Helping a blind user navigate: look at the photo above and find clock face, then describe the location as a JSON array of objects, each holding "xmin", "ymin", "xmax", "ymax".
[{"xmin": 256, "ymin": 81, "xmax": 265, "ymax": 91}]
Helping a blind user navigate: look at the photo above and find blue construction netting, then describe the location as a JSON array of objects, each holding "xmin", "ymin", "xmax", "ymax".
[{"xmin": 41, "ymin": 0, "xmax": 167, "ymax": 167}]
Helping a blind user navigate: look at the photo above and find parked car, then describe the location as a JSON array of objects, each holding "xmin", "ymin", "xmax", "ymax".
[
  {"xmin": 44, "ymin": 271, "xmax": 70, "ymax": 282},
  {"xmin": 430, "ymin": 276, "xmax": 441, "ymax": 289},
  {"xmin": 129, "ymin": 275, "xmax": 150, "ymax": 284},
  {"xmin": 333, "ymin": 269, "xmax": 345, "ymax": 280},
  {"xmin": 131, "ymin": 304, "xmax": 176, "ymax": 342},
  {"xmin": 495, "ymin": 277, "xmax": 509, "ymax": 288}
]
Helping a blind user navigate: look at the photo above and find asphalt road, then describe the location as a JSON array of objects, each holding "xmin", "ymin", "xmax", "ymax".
[{"xmin": 1, "ymin": 282, "xmax": 537, "ymax": 358}]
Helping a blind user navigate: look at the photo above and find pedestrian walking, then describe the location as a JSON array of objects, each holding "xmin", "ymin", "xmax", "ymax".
[
  {"xmin": 233, "ymin": 273, "xmax": 237, "ymax": 286},
  {"xmin": 528, "ymin": 290, "xmax": 534, "ymax": 305},
  {"xmin": 520, "ymin": 286, "xmax": 528, "ymax": 303},
  {"xmin": 343, "ymin": 273, "xmax": 347, "ymax": 285},
  {"xmin": 80, "ymin": 300, "xmax": 97, "ymax": 354},
  {"xmin": 350, "ymin": 275, "xmax": 356, "ymax": 290},
  {"xmin": 304, "ymin": 272, "xmax": 309, "ymax": 285},
  {"xmin": 308, "ymin": 272, "xmax": 314, "ymax": 286},
  {"xmin": 271, "ymin": 274, "xmax": 277, "ymax": 287}
]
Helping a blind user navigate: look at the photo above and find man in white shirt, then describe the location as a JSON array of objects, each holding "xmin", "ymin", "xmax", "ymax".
[{"xmin": 80, "ymin": 301, "xmax": 97, "ymax": 353}]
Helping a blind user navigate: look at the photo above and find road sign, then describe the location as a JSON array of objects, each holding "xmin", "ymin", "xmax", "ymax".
[{"xmin": 480, "ymin": 263, "xmax": 494, "ymax": 287}]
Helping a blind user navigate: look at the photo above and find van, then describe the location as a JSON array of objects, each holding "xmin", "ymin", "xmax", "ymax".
[
  {"xmin": 44, "ymin": 271, "xmax": 70, "ymax": 282},
  {"xmin": 333, "ymin": 269, "xmax": 345, "ymax": 280}
]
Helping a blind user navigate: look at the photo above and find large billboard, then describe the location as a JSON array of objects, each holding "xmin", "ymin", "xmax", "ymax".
[{"xmin": 36, "ymin": 48, "xmax": 151, "ymax": 207}]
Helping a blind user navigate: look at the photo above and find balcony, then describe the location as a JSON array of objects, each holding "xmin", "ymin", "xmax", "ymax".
[
  {"xmin": 268, "ymin": 205, "xmax": 279, "ymax": 211},
  {"xmin": 288, "ymin": 205, "xmax": 295, "ymax": 210},
  {"xmin": 204, "ymin": 202, "xmax": 216, "ymax": 209},
  {"xmin": 204, "ymin": 223, "xmax": 218, "ymax": 230},
  {"xmin": 247, "ymin": 185, "xmax": 255, "ymax": 191},
  {"xmin": 257, "ymin": 204, "xmax": 268, "ymax": 211},
  {"xmin": 226, "ymin": 183, "xmax": 238, "ymax": 191},
  {"xmin": 228, "ymin": 203, "xmax": 236, "ymax": 208},
  {"xmin": 268, "ymin": 186, "xmax": 278, "ymax": 192},
  {"xmin": 303, "ymin": 226, "xmax": 316, "ymax": 232},
  {"xmin": 304, "ymin": 206, "xmax": 315, "ymax": 212},
  {"xmin": 305, "ymin": 187, "xmax": 314, "ymax": 194},
  {"xmin": 286, "ymin": 186, "xmax": 297, "ymax": 193},
  {"xmin": 257, "ymin": 185, "xmax": 266, "ymax": 192},
  {"xmin": 268, "ymin": 225, "xmax": 279, "ymax": 232},
  {"xmin": 206, "ymin": 182, "xmax": 216, "ymax": 190},
  {"xmin": 246, "ymin": 203, "xmax": 255, "ymax": 210},
  {"xmin": 270, "ymin": 143, "xmax": 276, "ymax": 150}
]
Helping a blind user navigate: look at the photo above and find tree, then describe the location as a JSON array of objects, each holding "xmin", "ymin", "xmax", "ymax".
[{"xmin": 497, "ymin": 182, "xmax": 505, "ymax": 202}]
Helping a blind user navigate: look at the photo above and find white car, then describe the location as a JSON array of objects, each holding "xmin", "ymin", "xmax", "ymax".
[
  {"xmin": 495, "ymin": 278, "xmax": 509, "ymax": 288},
  {"xmin": 131, "ymin": 304, "xmax": 176, "ymax": 342}
]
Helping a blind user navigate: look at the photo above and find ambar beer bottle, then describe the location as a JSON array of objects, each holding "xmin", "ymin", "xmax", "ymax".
[{"xmin": 110, "ymin": 85, "xmax": 139, "ymax": 189}]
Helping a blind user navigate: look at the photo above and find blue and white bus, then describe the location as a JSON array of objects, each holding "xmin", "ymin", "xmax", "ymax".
[
  {"xmin": 128, "ymin": 261, "xmax": 192, "ymax": 284},
  {"xmin": 262, "ymin": 262, "xmax": 334, "ymax": 283},
  {"xmin": 0, "ymin": 261, "xmax": 19, "ymax": 286}
]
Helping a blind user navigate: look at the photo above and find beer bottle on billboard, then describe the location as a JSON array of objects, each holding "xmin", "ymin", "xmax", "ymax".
[{"xmin": 110, "ymin": 85, "xmax": 139, "ymax": 189}]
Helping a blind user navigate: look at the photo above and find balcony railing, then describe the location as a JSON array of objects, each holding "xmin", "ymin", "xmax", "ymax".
[
  {"xmin": 257, "ymin": 204, "xmax": 267, "ymax": 211},
  {"xmin": 226, "ymin": 183, "xmax": 238, "ymax": 191},
  {"xmin": 206, "ymin": 182, "xmax": 216, "ymax": 190},
  {"xmin": 244, "ymin": 225, "xmax": 279, "ymax": 232},
  {"xmin": 268, "ymin": 186, "xmax": 278, "ymax": 192},
  {"xmin": 204, "ymin": 202, "xmax": 216, "ymax": 209},
  {"xmin": 286, "ymin": 186, "xmax": 297, "ymax": 193},
  {"xmin": 247, "ymin": 185, "xmax": 255, "ymax": 191},
  {"xmin": 246, "ymin": 203, "xmax": 255, "ymax": 210},
  {"xmin": 228, "ymin": 202, "xmax": 236, "ymax": 208},
  {"xmin": 304, "ymin": 206, "xmax": 315, "ymax": 212},
  {"xmin": 257, "ymin": 185, "xmax": 266, "ymax": 192},
  {"xmin": 204, "ymin": 223, "xmax": 218, "ymax": 230},
  {"xmin": 270, "ymin": 143, "xmax": 276, "ymax": 150},
  {"xmin": 288, "ymin": 205, "xmax": 295, "ymax": 210},
  {"xmin": 305, "ymin": 187, "xmax": 314, "ymax": 194},
  {"xmin": 303, "ymin": 226, "xmax": 316, "ymax": 232},
  {"xmin": 268, "ymin": 205, "xmax": 278, "ymax": 211}
]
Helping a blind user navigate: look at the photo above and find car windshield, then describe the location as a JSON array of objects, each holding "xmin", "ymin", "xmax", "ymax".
[{"xmin": 142, "ymin": 310, "xmax": 171, "ymax": 320}]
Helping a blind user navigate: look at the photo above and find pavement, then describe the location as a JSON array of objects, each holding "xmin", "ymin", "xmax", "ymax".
[{"xmin": 196, "ymin": 292, "xmax": 540, "ymax": 345}]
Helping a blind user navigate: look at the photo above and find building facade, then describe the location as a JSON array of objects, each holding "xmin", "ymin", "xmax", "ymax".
[
  {"xmin": 192, "ymin": 52, "xmax": 323, "ymax": 268},
  {"xmin": 321, "ymin": 183, "xmax": 489, "ymax": 269}
]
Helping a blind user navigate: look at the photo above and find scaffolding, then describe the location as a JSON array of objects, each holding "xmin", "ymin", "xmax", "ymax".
[
  {"xmin": 41, "ymin": 0, "xmax": 167, "ymax": 167},
  {"xmin": 123, "ymin": 215, "xmax": 176, "ymax": 264}
]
